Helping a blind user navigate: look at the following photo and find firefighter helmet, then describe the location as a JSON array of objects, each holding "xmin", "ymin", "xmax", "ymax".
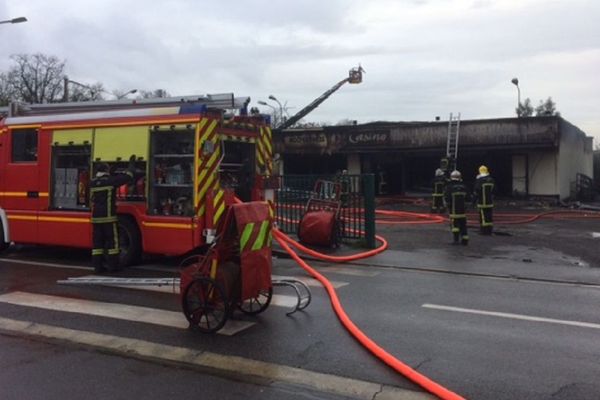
[
  {"xmin": 95, "ymin": 163, "xmax": 110, "ymax": 174},
  {"xmin": 479, "ymin": 165, "xmax": 489, "ymax": 175},
  {"xmin": 435, "ymin": 168, "xmax": 444, "ymax": 177},
  {"xmin": 450, "ymin": 170, "xmax": 462, "ymax": 180}
]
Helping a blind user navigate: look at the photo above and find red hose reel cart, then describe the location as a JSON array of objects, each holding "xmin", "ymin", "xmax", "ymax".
[
  {"xmin": 59, "ymin": 201, "xmax": 311, "ymax": 334},
  {"xmin": 180, "ymin": 201, "xmax": 275, "ymax": 333}
]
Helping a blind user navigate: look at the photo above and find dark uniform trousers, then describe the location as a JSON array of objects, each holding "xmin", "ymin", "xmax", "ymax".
[
  {"xmin": 90, "ymin": 171, "xmax": 132, "ymax": 272},
  {"xmin": 431, "ymin": 178, "xmax": 446, "ymax": 213},
  {"xmin": 474, "ymin": 177, "xmax": 495, "ymax": 235},
  {"xmin": 445, "ymin": 180, "xmax": 469, "ymax": 245},
  {"xmin": 92, "ymin": 222, "xmax": 120, "ymax": 271}
]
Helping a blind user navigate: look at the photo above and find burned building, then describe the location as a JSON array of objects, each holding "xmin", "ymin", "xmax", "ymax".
[{"xmin": 274, "ymin": 116, "xmax": 593, "ymax": 200}]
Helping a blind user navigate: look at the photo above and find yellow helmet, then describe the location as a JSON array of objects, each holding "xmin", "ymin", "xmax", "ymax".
[{"xmin": 479, "ymin": 165, "xmax": 489, "ymax": 175}]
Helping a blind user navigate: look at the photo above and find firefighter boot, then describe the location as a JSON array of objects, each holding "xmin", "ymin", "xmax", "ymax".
[
  {"xmin": 461, "ymin": 236, "xmax": 469, "ymax": 246},
  {"xmin": 92, "ymin": 255, "xmax": 106, "ymax": 274},
  {"xmin": 452, "ymin": 233, "xmax": 460, "ymax": 245},
  {"xmin": 106, "ymin": 254, "xmax": 121, "ymax": 272}
]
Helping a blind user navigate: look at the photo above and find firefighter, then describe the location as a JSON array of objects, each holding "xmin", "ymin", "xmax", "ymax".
[
  {"xmin": 90, "ymin": 155, "xmax": 136, "ymax": 273},
  {"xmin": 473, "ymin": 165, "xmax": 496, "ymax": 235},
  {"xmin": 431, "ymin": 168, "xmax": 447, "ymax": 213},
  {"xmin": 439, "ymin": 156, "xmax": 455, "ymax": 179},
  {"xmin": 445, "ymin": 170, "xmax": 469, "ymax": 245}
]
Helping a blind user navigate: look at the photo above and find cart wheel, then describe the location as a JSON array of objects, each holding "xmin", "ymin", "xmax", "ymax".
[
  {"xmin": 238, "ymin": 287, "xmax": 273, "ymax": 315},
  {"xmin": 182, "ymin": 277, "xmax": 229, "ymax": 333}
]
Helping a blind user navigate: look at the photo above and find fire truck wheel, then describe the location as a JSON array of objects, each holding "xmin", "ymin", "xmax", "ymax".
[
  {"xmin": 182, "ymin": 277, "xmax": 229, "ymax": 333},
  {"xmin": 238, "ymin": 287, "xmax": 273, "ymax": 315},
  {"xmin": 118, "ymin": 217, "xmax": 142, "ymax": 267}
]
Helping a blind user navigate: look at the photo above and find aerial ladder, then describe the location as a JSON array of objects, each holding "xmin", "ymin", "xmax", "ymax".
[{"xmin": 276, "ymin": 65, "xmax": 364, "ymax": 130}]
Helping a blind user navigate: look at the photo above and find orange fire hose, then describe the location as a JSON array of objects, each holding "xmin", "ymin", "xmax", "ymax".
[
  {"xmin": 230, "ymin": 197, "xmax": 463, "ymax": 398},
  {"xmin": 273, "ymin": 229, "xmax": 465, "ymax": 400},
  {"xmin": 278, "ymin": 230, "xmax": 388, "ymax": 262},
  {"xmin": 375, "ymin": 208, "xmax": 600, "ymax": 226}
]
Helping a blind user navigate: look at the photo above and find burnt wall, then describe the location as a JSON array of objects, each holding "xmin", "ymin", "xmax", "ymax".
[{"xmin": 275, "ymin": 117, "xmax": 561, "ymax": 155}]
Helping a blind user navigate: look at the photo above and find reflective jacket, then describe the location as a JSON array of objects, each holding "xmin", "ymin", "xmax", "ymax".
[
  {"xmin": 445, "ymin": 180, "xmax": 468, "ymax": 218},
  {"xmin": 90, "ymin": 171, "xmax": 133, "ymax": 223},
  {"xmin": 473, "ymin": 175, "xmax": 495, "ymax": 208}
]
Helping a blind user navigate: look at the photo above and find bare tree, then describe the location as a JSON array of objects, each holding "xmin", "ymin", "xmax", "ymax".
[
  {"xmin": 139, "ymin": 89, "xmax": 170, "ymax": 99},
  {"xmin": 0, "ymin": 72, "xmax": 13, "ymax": 106},
  {"xmin": 292, "ymin": 121, "xmax": 328, "ymax": 128},
  {"xmin": 3, "ymin": 54, "xmax": 66, "ymax": 103}
]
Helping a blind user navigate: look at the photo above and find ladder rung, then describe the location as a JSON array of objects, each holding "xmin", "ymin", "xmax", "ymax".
[{"xmin": 57, "ymin": 277, "xmax": 179, "ymax": 286}]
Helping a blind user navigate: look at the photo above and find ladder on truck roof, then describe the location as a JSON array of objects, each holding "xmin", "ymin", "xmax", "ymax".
[
  {"xmin": 446, "ymin": 112, "xmax": 461, "ymax": 170},
  {"xmin": 0, "ymin": 93, "xmax": 250, "ymax": 118}
]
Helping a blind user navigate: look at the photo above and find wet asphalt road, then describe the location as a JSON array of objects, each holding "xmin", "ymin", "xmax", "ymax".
[{"xmin": 1, "ymin": 211, "xmax": 600, "ymax": 399}]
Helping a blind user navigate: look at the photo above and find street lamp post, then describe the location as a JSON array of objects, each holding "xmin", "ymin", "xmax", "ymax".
[
  {"xmin": 258, "ymin": 100, "xmax": 278, "ymax": 126},
  {"xmin": 268, "ymin": 95, "xmax": 284, "ymax": 126},
  {"xmin": 511, "ymin": 77, "xmax": 521, "ymax": 117},
  {"xmin": 117, "ymin": 89, "xmax": 138, "ymax": 99},
  {"xmin": 64, "ymin": 77, "xmax": 101, "ymax": 102},
  {"xmin": 0, "ymin": 17, "xmax": 27, "ymax": 25}
]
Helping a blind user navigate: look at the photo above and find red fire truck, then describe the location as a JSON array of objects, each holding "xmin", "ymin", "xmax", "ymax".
[{"xmin": 0, "ymin": 94, "xmax": 273, "ymax": 266}]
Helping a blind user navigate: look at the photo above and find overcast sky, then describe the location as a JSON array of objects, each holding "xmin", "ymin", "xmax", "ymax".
[{"xmin": 2, "ymin": 0, "xmax": 599, "ymax": 141}]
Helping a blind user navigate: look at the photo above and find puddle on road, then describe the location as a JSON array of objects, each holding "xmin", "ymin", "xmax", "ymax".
[{"xmin": 491, "ymin": 245, "xmax": 590, "ymax": 268}]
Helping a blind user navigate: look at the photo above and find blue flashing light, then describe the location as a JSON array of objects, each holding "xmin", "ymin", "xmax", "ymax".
[{"xmin": 179, "ymin": 103, "xmax": 208, "ymax": 114}]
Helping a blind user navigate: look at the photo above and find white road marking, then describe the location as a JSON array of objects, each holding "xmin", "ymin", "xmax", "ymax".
[
  {"xmin": 62, "ymin": 275, "xmax": 304, "ymax": 309},
  {"xmin": 591, "ymin": 232, "xmax": 600, "ymax": 239},
  {"xmin": 0, "ymin": 316, "xmax": 433, "ymax": 400},
  {"xmin": 0, "ymin": 257, "xmax": 90, "ymax": 270},
  {"xmin": 423, "ymin": 303, "xmax": 600, "ymax": 330},
  {"xmin": 0, "ymin": 291, "xmax": 254, "ymax": 336},
  {"xmin": 0, "ymin": 259, "xmax": 348, "ymax": 288}
]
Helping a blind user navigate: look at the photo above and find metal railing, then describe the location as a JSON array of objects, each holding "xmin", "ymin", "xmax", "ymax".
[{"xmin": 272, "ymin": 174, "xmax": 375, "ymax": 248}]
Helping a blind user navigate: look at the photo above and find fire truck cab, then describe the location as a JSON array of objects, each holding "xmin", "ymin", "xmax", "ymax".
[{"xmin": 0, "ymin": 94, "xmax": 273, "ymax": 266}]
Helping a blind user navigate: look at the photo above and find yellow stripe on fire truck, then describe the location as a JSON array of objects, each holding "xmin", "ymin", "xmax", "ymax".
[
  {"xmin": 193, "ymin": 118, "xmax": 208, "ymax": 201},
  {"xmin": 142, "ymin": 221, "xmax": 193, "ymax": 230},
  {"xmin": 259, "ymin": 126, "xmax": 273, "ymax": 174},
  {"xmin": 256, "ymin": 134, "xmax": 265, "ymax": 167},
  {"xmin": 8, "ymin": 215, "xmax": 90, "ymax": 223},
  {"xmin": 196, "ymin": 146, "xmax": 221, "ymax": 186},
  {"xmin": 213, "ymin": 188, "xmax": 225, "ymax": 226},
  {"xmin": 0, "ymin": 192, "xmax": 49, "ymax": 197},
  {"xmin": 195, "ymin": 119, "xmax": 219, "ymax": 215}
]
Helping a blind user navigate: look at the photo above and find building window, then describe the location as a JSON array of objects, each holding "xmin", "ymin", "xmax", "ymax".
[{"xmin": 12, "ymin": 128, "xmax": 38, "ymax": 162}]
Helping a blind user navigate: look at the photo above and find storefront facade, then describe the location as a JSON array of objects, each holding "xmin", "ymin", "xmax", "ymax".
[{"xmin": 274, "ymin": 116, "xmax": 593, "ymax": 200}]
